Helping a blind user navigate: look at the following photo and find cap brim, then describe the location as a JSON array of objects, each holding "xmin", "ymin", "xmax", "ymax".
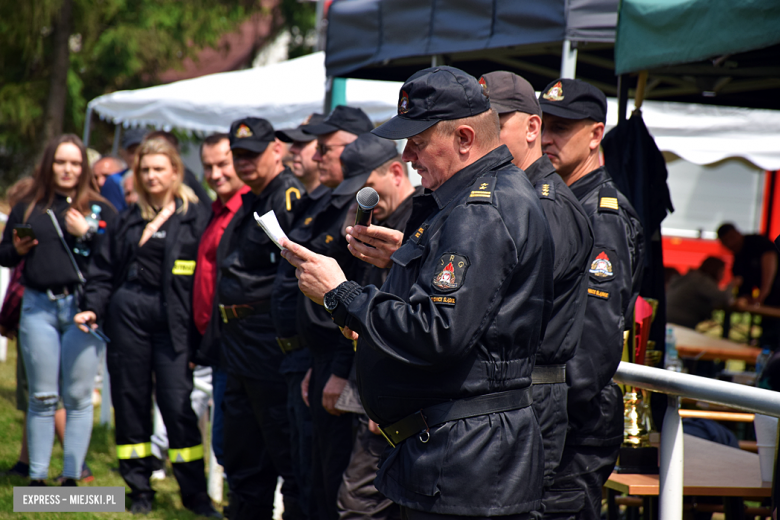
[
  {"xmin": 332, "ymin": 172, "xmax": 371, "ymax": 196},
  {"xmin": 276, "ymin": 128, "xmax": 315, "ymax": 143},
  {"xmin": 538, "ymin": 103, "xmax": 592, "ymax": 121},
  {"xmin": 372, "ymin": 116, "xmax": 438, "ymax": 140},
  {"xmin": 489, "ymin": 100, "xmax": 519, "ymax": 115},
  {"xmin": 230, "ymin": 140, "xmax": 271, "ymax": 153},
  {"xmin": 302, "ymin": 122, "xmax": 340, "ymax": 136}
]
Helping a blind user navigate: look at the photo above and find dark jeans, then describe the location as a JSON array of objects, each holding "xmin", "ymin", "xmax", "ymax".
[
  {"xmin": 223, "ymin": 372, "xmax": 302, "ymax": 520},
  {"xmin": 541, "ymin": 443, "xmax": 621, "ymax": 520},
  {"xmin": 105, "ymin": 284, "xmax": 206, "ymax": 501},
  {"xmin": 285, "ymin": 369, "xmax": 313, "ymax": 517},
  {"xmin": 309, "ymin": 357, "xmax": 356, "ymax": 520},
  {"xmin": 211, "ymin": 367, "xmax": 228, "ymax": 469}
]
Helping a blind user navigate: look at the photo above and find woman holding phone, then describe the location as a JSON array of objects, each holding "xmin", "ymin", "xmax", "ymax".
[
  {"xmin": 74, "ymin": 137, "xmax": 218, "ymax": 516},
  {"xmin": 0, "ymin": 134, "xmax": 115, "ymax": 486}
]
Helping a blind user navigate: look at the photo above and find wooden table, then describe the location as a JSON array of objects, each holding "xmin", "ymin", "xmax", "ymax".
[
  {"xmin": 671, "ymin": 324, "xmax": 761, "ymax": 363},
  {"xmin": 733, "ymin": 302, "xmax": 780, "ymax": 320},
  {"xmin": 606, "ymin": 434, "xmax": 771, "ymax": 519}
]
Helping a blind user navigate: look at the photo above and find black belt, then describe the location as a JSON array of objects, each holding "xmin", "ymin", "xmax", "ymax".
[
  {"xmin": 276, "ymin": 335, "xmax": 304, "ymax": 354},
  {"xmin": 378, "ymin": 386, "xmax": 533, "ymax": 448},
  {"xmin": 218, "ymin": 301, "xmax": 271, "ymax": 322},
  {"xmin": 531, "ymin": 364, "xmax": 566, "ymax": 384}
]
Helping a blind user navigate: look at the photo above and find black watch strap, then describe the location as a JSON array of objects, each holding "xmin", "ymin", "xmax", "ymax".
[{"xmin": 328, "ymin": 281, "xmax": 362, "ymax": 326}]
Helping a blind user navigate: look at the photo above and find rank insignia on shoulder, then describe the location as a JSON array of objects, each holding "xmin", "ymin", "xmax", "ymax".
[
  {"xmin": 589, "ymin": 250, "xmax": 614, "ymax": 279},
  {"xmin": 432, "ymin": 253, "xmax": 469, "ymax": 292},
  {"xmin": 587, "ymin": 287, "xmax": 610, "ymax": 300},
  {"xmin": 468, "ymin": 178, "xmax": 496, "ymax": 203},
  {"xmin": 410, "ymin": 223, "xmax": 429, "ymax": 244},
  {"xmin": 325, "ymin": 235, "xmax": 334, "ymax": 244},
  {"xmin": 304, "ymin": 217, "xmax": 313, "ymax": 226},
  {"xmin": 536, "ymin": 181, "xmax": 555, "ymax": 200},
  {"xmin": 598, "ymin": 186, "xmax": 619, "ymax": 214},
  {"xmin": 430, "ymin": 295, "xmax": 456, "ymax": 306}
]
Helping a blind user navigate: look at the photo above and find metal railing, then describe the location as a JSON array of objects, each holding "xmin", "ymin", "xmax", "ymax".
[{"xmin": 613, "ymin": 362, "xmax": 780, "ymax": 518}]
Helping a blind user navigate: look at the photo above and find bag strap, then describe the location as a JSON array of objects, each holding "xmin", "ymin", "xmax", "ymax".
[{"xmin": 46, "ymin": 209, "xmax": 87, "ymax": 284}]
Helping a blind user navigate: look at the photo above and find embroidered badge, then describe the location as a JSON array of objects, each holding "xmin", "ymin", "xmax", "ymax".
[
  {"xmin": 235, "ymin": 124, "xmax": 253, "ymax": 138},
  {"xmin": 430, "ymin": 295, "xmax": 456, "ymax": 306},
  {"xmin": 588, "ymin": 287, "xmax": 610, "ymax": 300},
  {"xmin": 478, "ymin": 76, "xmax": 489, "ymax": 98},
  {"xmin": 398, "ymin": 90, "xmax": 410, "ymax": 115},
  {"xmin": 589, "ymin": 251, "xmax": 614, "ymax": 279},
  {"xmin": 172, "ymin": 259, "xmax": 196, "ymax": 276},
  {"xmin": 432, "ymin": 253, "xmax": 469, "ymax": 292},
  {"xmin": 542, "ymin": 81, "xmax": 564, "ymax": 101}
]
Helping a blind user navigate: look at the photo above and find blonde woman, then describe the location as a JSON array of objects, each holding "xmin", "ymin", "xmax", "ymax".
[{"xmin": 74, "ymin": 138, "xmax": 218, "ymax": 516}]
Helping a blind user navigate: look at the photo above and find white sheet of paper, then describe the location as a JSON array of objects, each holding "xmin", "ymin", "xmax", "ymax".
[{"xmin": 254, "ymin": 210, "xmax": 288, "ymax": 250}]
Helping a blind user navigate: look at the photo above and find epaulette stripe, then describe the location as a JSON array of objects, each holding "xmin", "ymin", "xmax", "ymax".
[{"xmin": 600, "ymin": 197, "xmax": 618, "ymax": 210}]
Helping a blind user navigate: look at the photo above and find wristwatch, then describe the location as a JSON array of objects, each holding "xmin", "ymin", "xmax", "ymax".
[
  {"xmin": 323, "ymin": 281, "xmax": 362, "ymax": 320},
  {"xmin": 324, "ymin": 286, "xmax": 341, "ymax": 313}
]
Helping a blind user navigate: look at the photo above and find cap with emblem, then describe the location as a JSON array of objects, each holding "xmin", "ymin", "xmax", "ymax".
[
  {"xmin": 302, "ymin": 106, "xmax": 374, "ymax": 136},
  {"xmin": 333, "ymin": 133, "xmax": 399, "ymax": 196},
  {"xmin": 229, "ymin": 117, "xmax": 275, "ymax": 153},
  {"xmin": 122, "ymin": 128, "xmax": 147, "ymax": 150},
  {"xmin": 276, "ymin": 113, "xmax": 326, "ymax": 143},
  {"xmin": 372, "ymin": 66, "xmax": 491, "ymax": 140},
  {"xmin": 538, "ymin": 78, "xmax": 607, "ymax": 124},
  {"xmin": 480, "ymin": 71, "xmax": 541, "ymax": 117}
]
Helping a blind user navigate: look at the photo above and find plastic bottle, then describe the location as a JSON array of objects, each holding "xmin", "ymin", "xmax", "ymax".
[
  {"xmin": 665, "ymin": 325, "xmax": 683, "ymax": 372},
  {"xmin": 74, "ymin": 205, "xmax": 102, "ymax": 256}
]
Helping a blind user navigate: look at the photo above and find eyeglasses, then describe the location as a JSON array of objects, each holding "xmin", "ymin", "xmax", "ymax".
[
  {"xmin": 232, "ymin": 150, "xmax": 261, "ymax": 161},
  {"xmin": 316, "ymin": 143, "xmax": 349, "ymax": 156}
]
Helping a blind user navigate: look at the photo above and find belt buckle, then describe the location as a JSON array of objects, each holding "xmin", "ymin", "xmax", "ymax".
[
  {"xmin": 219, "ymin": 304, "xmax": 228, "ymax": 323},
  {"xmin": 46, "ymin": 288, "xmax": 68, "ymax": 301},
  {"xmin": 276, "ymin": 337, "xmax": 289, "ymax": 353},
  {"xmin": 377, "ymin": 426, "xmax": 397, "ymax": 448}
]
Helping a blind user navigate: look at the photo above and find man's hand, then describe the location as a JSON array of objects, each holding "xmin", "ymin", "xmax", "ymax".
[
  {"xmin": 12, "ymin": 230, "xmax": 38, "ymax": 256},
  {"xmin": 65, "ymin": 208, "xmax": 90, "ymax": 237},
  {"xmin": 340, "ymin": 325, "xmax": 359, "ymax": 341},
  {"xmin": 280, "ymin": 238, "xmax": 346, "ymax": 305},
  {"xmin": 73, "ymin": 311, "xmax": 98, "ymax": 333},
  {"xmin": 346, "ymin": 225, "xmax": 403, "ymax": 269},
  {"xmin": 322, "ymin": 374, "xmax": 348, "ymax": 416},
  {"xmin": 301, "ymin": 368, "xmax": 312, "ymax": 407},
  {"xmin": 368, "ymin": 419, "xmax": 382, "ymax": 436}
]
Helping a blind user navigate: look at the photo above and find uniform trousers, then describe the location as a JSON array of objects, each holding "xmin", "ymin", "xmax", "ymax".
[
  {"xmin": 532, "ymin": 382, "xmax": 568, "ymax": 489},
  {"xmin": 337, "ymin": 417, "xmax": 400, "ymax": 520},
  {"xmin": 309, "ymin": 354, "xmax": 356, "ymax": 520},
  {"xmin": 284, "ymin": 367, "xmax": 313, "ymax": 516},
  {"xmin": 105, "ymin": 284, "xmax": 206, "ymax": 501},
  {"xmin": 222, "ymin": 315, "xmax": 302, "ymax": 520},
  {"xmin": 399, "ymin": 506, "xmax": 534, "ymax": 520}
]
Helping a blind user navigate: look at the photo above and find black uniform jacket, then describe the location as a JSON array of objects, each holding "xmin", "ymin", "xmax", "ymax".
[
  {"xmin": 567, "ymin": 166, "xmax": 644, "ymax": 445},
  {"xmin": 290, "ymin": 185, "xmax": 362, "ymax": 380},
  {"xmin": 524, "ymin": 155, "xmax": 593, "ymax": 366},
  {"xmin": 216, "ymin": 170, "xmax": 304, "ymax": 376},
  {"xmin": 340, "ymin": 146, "xmax": 555, "ymax": 516},
  {"xmin": 0, "ymin": 195, "xmax": 115, "ymax": 291},
  {"xmin": 83, "ymin": 198, "xmax": 211, "ymax": 354}
]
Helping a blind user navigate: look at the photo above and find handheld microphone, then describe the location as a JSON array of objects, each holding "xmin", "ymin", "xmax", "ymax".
[{"xmin": 355, "ymin": 187, "xmax": 379, "ymax": 227}]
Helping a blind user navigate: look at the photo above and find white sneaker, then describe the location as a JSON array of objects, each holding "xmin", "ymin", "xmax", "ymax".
[{"xmin": 151, "ymin": 469, "xmax": 166, "ymax": 481}]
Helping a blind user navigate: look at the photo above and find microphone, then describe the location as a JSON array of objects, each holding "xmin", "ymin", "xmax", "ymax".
[{"xmin": 355, "ymin": 187, "xmax": 379, "ymax": 227}]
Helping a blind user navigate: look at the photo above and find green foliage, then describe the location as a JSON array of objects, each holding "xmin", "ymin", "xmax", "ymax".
[
  {"xmin": 279, "ymin": 0, "xmax": 317, "ymax": 59},
  {"xmin": 0, "ymin": 0, "xmax": 269, "ymax": 187}
]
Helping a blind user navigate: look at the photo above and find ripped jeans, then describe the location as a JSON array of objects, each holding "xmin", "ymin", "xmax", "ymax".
[{"xmin": 19, "ymin": 289, "xmax": 102, "ymax": 480}]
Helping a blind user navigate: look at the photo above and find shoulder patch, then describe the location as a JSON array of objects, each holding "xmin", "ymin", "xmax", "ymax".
[
  {"xmin": 598, "ymin": 186, "xmax": 619, "ymax": 214},
  {"xmin": 432, "ymin": 253, "xmax": 470, "ymax": 293},
  {"xmin": 468, "ymin": 178, "xmax": 496, "ymax": 204},
  {"xmin": 285, "ymin": 187, "xmax": 301, "ymax": 211},
  {"xmin": 535, "ymin": 181, "xmax": 555, "ymax": 200},
  {"xmin": 589, "ymin": 249, "xmax": 615, "ymax": 281}
]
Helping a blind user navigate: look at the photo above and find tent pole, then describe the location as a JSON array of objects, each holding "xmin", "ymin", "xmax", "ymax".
[
  {"xmin": 617, "ymin": 75, "xmax": 629, "ymax": 123},
  {"xmin": 560, "ymin": 40, "xmax": 578, "ymax": 79},
  {"xmin": 83, "ymin": 106, "xmax": 93, "ymax": 146},
  {"xmin": 111, "ymin": 125, "xmax": 121, "ymax": 157}
]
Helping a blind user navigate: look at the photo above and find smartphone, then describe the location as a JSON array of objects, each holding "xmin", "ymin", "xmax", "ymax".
[
  {"xmin": 14, "ymin": 224, "xmax": 35, "ymax": 240},
  {"xmin": 87, "ymin": 326, "xmax": 111, "ymax": 343}
]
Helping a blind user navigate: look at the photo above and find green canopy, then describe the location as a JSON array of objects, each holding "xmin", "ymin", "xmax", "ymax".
[{"xmin": 615, "ymin": 0, "xmax": 780, "ymax": 74}]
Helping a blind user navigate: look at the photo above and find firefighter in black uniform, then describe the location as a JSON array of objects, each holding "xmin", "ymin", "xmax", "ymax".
[
  {"xmin": 75, "ymin": 138, "xmax": 218, "ymax": 516},
  {"xmin": 287, "ymin": 106, "xmax": 374, "ymax": 520},
  {"xmin": 282, "ymin": 66, "xmax": 554, "ymax": 519},
  {"xmin": 538, "ymin": 79, "xmax": 644, "ymax": 519},
  {"xmin": 218, "ymin": 118, "xmax": 305, "ymax": 520},
  {"xmin": 481, "ymin": 71, "xmax": 594, "ymax": 492},
  {"xmin": 334, "ymin": 133, "xmax": 420, "ymax": 520}
]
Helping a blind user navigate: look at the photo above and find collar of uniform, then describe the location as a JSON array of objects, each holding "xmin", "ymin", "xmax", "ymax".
[
  {"xmin": 330, "ymin": 190, "xmax": 355, "ymax": 209},
  {"xmin": 212, "ymin": 184, "xmax": 251, "ymax": 215},
  {"xmin": 308, "ymin": 183, "xmax": 330, "ymax": 201},
  {"xmin": 523, "ymin": 154, "xmax": 555, "ymax": 186},
  {"xmin": 432, "ymin": 145, "xmax": 514, "ymax": 209},
  {"xmin": 378, "ymin": 185, "xmax": 423, "ymax": 230},
  {"xmin": 569, "ymin": 165, "xmax": 611, "ymax": 200}
]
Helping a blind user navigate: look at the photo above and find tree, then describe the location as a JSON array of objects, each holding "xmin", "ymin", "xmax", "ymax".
[{"xmin": 0, "ymin": 0, "xmax": 315, "ymax": 187}]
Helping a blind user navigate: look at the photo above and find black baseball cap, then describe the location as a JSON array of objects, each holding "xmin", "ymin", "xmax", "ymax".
[
  {"xmin": 122, "ymin": 128, "xmax": 147, "ymax": 150},
  {"xmin": 276, "ymin": 113, "xmax": 326, "ymax": 143},
  {"xmin": 302, "ymin": 106, "xmax": 373, "ymax": 136},
  {"xmin": 229, "ymin": 117, "xmax": 275, "ymax": 153},
  {"xmin": 538, "ymin": 78, "xmax": 607, "ymax": 124},
  {"xmin": 372, "ymin": 66, "xmax": 491, "ymax": 140},
  {"xmin": 481, "ymin": 71, "xmax": 541, "ymax": 117},
  {"xmin": 333, "ymin": 133, "xmax": 399, "ymax": 196}
]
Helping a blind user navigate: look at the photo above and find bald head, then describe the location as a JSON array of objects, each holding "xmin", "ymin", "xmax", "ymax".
[{"xmin": 93, "ymin": 156, "xmax": 127, "ymax": 187}]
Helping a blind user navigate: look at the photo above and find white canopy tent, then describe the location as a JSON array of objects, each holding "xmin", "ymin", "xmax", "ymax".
[{"xmin": 86, "ymin": 51, "xmax": 780, "ymax": 172}]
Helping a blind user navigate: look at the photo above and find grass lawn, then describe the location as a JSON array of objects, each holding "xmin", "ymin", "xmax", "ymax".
[{"xmin": 0, "ymin": 341, "xmax": 221, "ymax": 519}]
